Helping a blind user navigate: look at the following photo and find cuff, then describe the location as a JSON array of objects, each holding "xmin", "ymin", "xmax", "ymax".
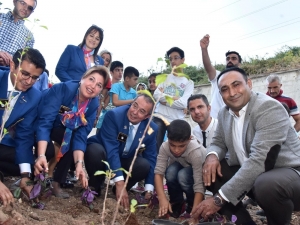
[
  {"xmin": 144, "ymin": 184, "xmax": 154, "ymax": 192},
  {"xmin": 219, "ymin": 189, "xmax": 230, "ymax": 202},
  {"xmin": 113, "ymin": 175, "xmax": 124, "ymax": 183},
  {"xmin": 206, "ymin": 151, "xmax": 219, "ymax": 159},
  {"xmin": 19, "ymin": 163, "xmax": 31, "ymax": 173}
]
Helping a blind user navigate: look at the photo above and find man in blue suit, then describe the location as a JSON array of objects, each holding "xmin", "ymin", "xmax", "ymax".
[
  {"xmin": 87, "ymin": 93, "xmax": 158, "ymax": 209},
  {"xmin": 0, "ymin": 48, "xmax": 46, "ymax": 196}
]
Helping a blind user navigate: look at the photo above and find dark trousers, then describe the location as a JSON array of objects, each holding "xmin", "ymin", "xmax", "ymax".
[
  {"xmin": 208, "ymin": 159, "xmax": 300, "ymax": 225},
  {"xmin": 44, "ymin": 126, "xmax": 74, "ymax": 183},
  {"xmin": 152, "ymin": 117, "xmax": 167, "ymax": 152},
  {"xmin": 165, "ymin": 162, "xmax": 194, "ymax": 213},
  {"xmin": 85, "ymin": 142, "xmax": 150, "ymax": 193},
  {"xmin": 0, "ymin": 143, "xmax": 54, "ymax": 177}
]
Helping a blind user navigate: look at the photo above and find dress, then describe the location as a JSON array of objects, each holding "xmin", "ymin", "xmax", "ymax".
[{"xmin": 0, "ymin": 11, "xmax": 34, "ymax": 55}]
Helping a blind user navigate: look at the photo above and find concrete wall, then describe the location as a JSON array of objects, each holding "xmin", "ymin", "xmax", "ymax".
[{"xmin": 193, "ymin": 69, "xmax": 300, "ymax": 106}]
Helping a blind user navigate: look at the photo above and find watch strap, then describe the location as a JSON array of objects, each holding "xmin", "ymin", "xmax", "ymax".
[{"xmin": 20, "ymin": 173, "xmax": 31, "ymax": 178}]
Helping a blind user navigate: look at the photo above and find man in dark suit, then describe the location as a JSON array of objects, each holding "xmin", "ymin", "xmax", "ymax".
[
  {"xmin": 86, "ymin": 93, "xmax": 158, "ymax": 209},
  {"xmin": 191, "ymin": 67, "xmax": 300, "ymax": 225},
  {"xmin": 0, "ymin": 48, "xmax": 46, "ymax": 196}
]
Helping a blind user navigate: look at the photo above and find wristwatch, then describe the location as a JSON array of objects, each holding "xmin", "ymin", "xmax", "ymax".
[
  {"xmin": 213, "ymin": 193, "xmax": 226, "ymax": 207},
  {"xmin": 20, "ymin": 172, "xmax": 31, "ymax": 178}
]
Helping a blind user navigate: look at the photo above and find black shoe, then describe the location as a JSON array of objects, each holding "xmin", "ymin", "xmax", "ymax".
[
  {"xmin": 256, "ymin": 209, "xmax": 265, "ymax": 217},
  {"xmin": 61, "ymin": 179, "xmax": 74, "ymax": 189},
  {"xmin": 169, "ymin": 201, "xmax": 186, "ymax": 218},
  {"xmin": 242, "ymin": 198, "xmax": 257, "ymax": 208}
]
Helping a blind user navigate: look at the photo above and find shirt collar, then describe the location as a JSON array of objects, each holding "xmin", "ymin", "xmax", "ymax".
[
  {"xmin": 6, "ymin": 11, "xmax": 25, "ymax": 25},
  {"xmin": 229, "ymin": 103, "xmax": 249, "ymax": 118},
  {"xmin": 129, "ymin": 122, "xmax": 140, "ymax": 130},
  {"xmin": 7, "ymin": 73, "xmax": 21, "ymax": 94},
  {"xmin": 204, "ymin": 117, "xmax": 216, "ymax": 133}
]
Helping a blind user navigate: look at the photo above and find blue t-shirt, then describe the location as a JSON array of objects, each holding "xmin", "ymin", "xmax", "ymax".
[{"xmin": 110, "ymin": 82, "xmax": 136, "ymax": 105}]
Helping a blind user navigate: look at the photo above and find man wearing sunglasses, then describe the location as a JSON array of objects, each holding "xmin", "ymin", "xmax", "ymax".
[
  {"xmin": 0, "ymin": 0, "xmax": 37, "ymax": 67},
  {"xmin": 0, "ymin": 48, "xmax": 46, "ymax": 198},
  {"xmin": 200, "ymin": 34, "xmax": 242, "ymax": 119}
]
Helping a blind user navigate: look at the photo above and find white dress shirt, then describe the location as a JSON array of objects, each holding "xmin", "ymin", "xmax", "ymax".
[{"xmin": 193, "ymin": 117, "xmax": 218, "ymax": 148}]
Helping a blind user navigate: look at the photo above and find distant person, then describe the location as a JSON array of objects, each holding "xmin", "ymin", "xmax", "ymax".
[
  {"xmin": 0, "ymin": 0, "xmax": 37, "ymax": 66},
  {"xmin": 86, "ymin": 94, "xmax": 158, "ymax": 208},
  {"xmin": 34, "ymin": 66, "xmax": 109, "ymax": 199},
  {"xmin": 148, "ymin": 73, "xmax": 158, "ymax": 96},
  {"xmin": 153, "ymin": 47, "xmax": 194, "ymax": 151},
  {"xmin": 155, "ymin": 120, "xmax": 205, "ymax": 222},
  {"xmin": 187, "ymin": 94, "xmax": 218, "ymax": 148},
  {"xmin": 99, "ymin": 50, "xmax": 112, "ymax": 68},
  {"xmin": 200, "ymin": 34, "xmax": 242, "ymax": 118},
  {"xmin": 0, "ymin": 48, "xmax": 46, "ymax": 198},
  {"xmin": 266, "ymin": 74, "xmax": 300, "ymax": 132},
  {"xmin": 136, "ymin": 83, "xmax": 147, "ymax": 91},
  {"xmin": 110, "ymin": 66, "xmax": 139, "ymax": 107},
  {"xmin": 55, "ymin": 25, "xmax": 104, "ymax": 82}
]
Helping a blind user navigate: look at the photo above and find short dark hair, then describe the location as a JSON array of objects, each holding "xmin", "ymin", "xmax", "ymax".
[
  {"xmin": 167, "ymin": 120, "xmax": 191, "ymax": 142},
  {"xmin": 148, "ymin": 73, "xmax": 159, "ymax": 80},
  {"xmin": 226, "ymin": 51, "xmax": 242, "ymax": 63},
  {"xmin": 217, "ymin": 67, "xmax": 248, "ymax": 84},
  {"xmin": 13, "ymin": 48, "xmax": 46, "ymax": 71},
  {"xmin": 124, "ymin": 66, "xmax": 139, "ymax": 79},
  {"xmin": 79, "ymin": 25, "xmax": 104, "ymax": 59},
  {"xmin": 110, "ymin": 61, "xmax": 123, "ymax": 72},
  {"xmin": 134, "ymin": 93, "xmax": 155, "ymax": 114},
  {"xmin": 187, "ymin": 94, "xmax": 209, "ymax": 109},
  {"xmin": 167, "ymin": 47, "xmax": 184, "ymax": 59}
]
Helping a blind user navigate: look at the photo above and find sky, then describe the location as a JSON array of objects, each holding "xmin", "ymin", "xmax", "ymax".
[{"xmin": 2, "ymin": 0, "xmax": 300, "ymax": 83}]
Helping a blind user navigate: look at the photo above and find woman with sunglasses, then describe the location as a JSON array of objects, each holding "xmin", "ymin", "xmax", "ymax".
[
  {"xmin": 34, "ymin": 66, "xmax": 109, "ymax": 198},
  {"xmin": 55, "ymin": 25, "xmax": 105, "ymax": 82}
]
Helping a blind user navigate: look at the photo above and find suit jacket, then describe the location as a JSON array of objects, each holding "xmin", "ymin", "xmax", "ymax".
[
  {"xmin": 55, "ymin": 45, "xmax": 104, "ymax": 82},
  {"xmin": 36, "ymin": 81, "xmax": 99, "ymax": 152},
  {"xmin": 88, "ymin": 105, "xmax": 158, "ymax": 186},
  {"xmin": 0, "ymin": 66, "xmax": 41, "ymax": 164},
  {"xmin": 209, "ymin": 91, "xmax": 300, "ymax": 205}
]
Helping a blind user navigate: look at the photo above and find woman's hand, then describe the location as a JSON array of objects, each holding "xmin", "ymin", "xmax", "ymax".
[
  {"xmin": 75, "ymin": 163, "xmax": 88, "ymax": 189},
  {"xmin": 34, "ymin": 156, "xmax": 48, "ymax": 175}
]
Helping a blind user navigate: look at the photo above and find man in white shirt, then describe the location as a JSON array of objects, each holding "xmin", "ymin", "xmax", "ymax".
[
  {"xmin": 191, "ymin": 67, "xmax": 300, "ymax": 225},
  {"xmin": 187, "ymin": 94, "xmax": 218, "ymax": 149},
  {"xmin": 200, "ymin": 34, "xmax": 242, "ymax": 118}
]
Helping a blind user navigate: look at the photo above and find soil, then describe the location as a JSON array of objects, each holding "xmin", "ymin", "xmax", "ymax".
[{"xmin": 1, "ymin": 177, "xmax": 300, "ymax": 225}]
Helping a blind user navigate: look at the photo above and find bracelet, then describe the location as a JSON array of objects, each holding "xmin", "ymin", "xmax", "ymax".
[
  {"xmin": 38, "ymin": 154, "xmax": 46, "ymax": 158},
  {"xmin": 75, "ymin": 160, "xmax": 84, "ymax": 167}
]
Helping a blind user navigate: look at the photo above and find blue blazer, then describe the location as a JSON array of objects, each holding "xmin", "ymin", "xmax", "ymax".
[
  {"xmin": 88, "ymin": 105, "xmax": 158, "ymax": 186},
  {"xmin": 0, "ymin": 66, "xmax": 41, "ymax": 164},
  {"xmin": 55, "ymin": 45, "xmax": 104, "ymax": 82},
  {"xmin": 36, "ymin": 81, "xmax": 99, "ymax": 152}
]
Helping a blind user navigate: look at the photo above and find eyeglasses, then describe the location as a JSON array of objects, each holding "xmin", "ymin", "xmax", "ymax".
[
  {"xmin": 21, "ymin": 71, "xmax": 40, "ymax": 82},
  {"xmin": 226, "ymin": 56, "xmax": 238, "ymax": 61},
  {"xmin": 131, "ymin": 102, "xmax": 148, "ymax": 116},
  {"xmin": 17, "ymin": 0, "xmax": 35, "ymax": 12},
  {"xmin": 169, "ymin": 56, "xmax": 182, "ymax": 61}
]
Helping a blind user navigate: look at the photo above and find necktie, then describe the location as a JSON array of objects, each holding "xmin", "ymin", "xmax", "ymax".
[
  {"xmin": 124, "ymin": 125, "xmax": 134, "ymax": 155},
  {"xmin": 7, "ymin": 91, "xmax": 20, "ymax": 98},
  {"xmin": 202, "ymin": 131, "xmax": 207, "ymax": 148}
]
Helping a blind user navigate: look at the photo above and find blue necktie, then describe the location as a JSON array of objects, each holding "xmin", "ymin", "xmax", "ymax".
[
  {"xmin": 124, "ymin": 125, "xmax": 134, "ymax": 155},
  {"xmin": 7, "ymin": 91, "xmax": 20, "ymax": 98}
]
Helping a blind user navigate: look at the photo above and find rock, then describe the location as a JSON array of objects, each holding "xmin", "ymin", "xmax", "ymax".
[{"xmin": 29, "ymin": 212, "xmax": 44, "ymax": 221}]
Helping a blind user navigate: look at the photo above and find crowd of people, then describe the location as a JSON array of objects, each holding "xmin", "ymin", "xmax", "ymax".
[{"xmin": 1, "ymin": 1, "xmax": 300, "ymax": 225}]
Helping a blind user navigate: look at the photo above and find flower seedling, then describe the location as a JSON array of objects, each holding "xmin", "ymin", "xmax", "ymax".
[{"xmin": 81, "ymin": 187, "xmax": 98, "ymax": 210}]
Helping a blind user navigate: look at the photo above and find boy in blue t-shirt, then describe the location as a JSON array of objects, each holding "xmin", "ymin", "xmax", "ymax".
[{"xmin": 110, "ymin": 66, "xmax": 139, "ymax": 106}]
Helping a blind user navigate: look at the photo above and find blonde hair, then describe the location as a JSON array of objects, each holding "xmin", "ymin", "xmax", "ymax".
[
  {"xmin": 81, "ymin": 66, "xmax": 110, "ymax": 87},
  {"xmin": 99, "ymin": 50, "xmax": 112, "ymax": 68}
]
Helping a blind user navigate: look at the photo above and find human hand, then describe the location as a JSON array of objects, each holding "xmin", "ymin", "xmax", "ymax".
[
  {"xmin": 34, "ymin": 156, "xmax": 48, "ymax": 175},
  {"xmin": 190, "ymin": 197, "xmax": 221, "ymax": 221},
  {"xmin": 0, "ymin": 181, "xmax": 14, "ymax": 206},
  {"xmin": 188, "ymin": 217, "xmax": 201, "ymax": 225},
  {"xmin": 203, "ymin": 154, "xmax": 222, "ymax": 186},
  {"xmin": 158, "ymin": 197, "xmax": 172, "ymax": 217},
  {"xmin": 75, "ymin": 163, "xmax": 88, "ymax": 189},
  {"xmin": 0, "ymin": 51, "xmax": 12, "ymax": 66},
  {"xmin": 115, "ymin": 181, "xmax": 129, "ymax": 210},
  {"xmin": 200, "ymin": 34, "xmax": 210, "ymax": 49},
  {"xmin": 20, "ymin": 177, "xmax": 33, "ymax": 197}
]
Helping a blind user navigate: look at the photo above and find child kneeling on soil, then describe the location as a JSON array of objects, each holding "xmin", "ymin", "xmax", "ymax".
[{"xmin": 154, "ymin": 119, "xmax": 206, "ymax": 222}]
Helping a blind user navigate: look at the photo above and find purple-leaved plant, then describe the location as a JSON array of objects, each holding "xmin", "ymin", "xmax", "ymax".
[{"xmin": 81, "ymin": 187, "xmax": 98, "ymax": 210}]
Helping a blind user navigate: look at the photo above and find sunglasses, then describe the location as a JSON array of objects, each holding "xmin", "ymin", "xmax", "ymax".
[{"xmin": 17, "ymin": 0, "xmax": 35, "ymax": 12}]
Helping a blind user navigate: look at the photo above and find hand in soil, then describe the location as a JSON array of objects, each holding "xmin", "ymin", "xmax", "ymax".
[
  {"xmin": 20, "ymin": 178, "xmax": 33, "ymax": 198},
  {"xmin": 0, "ymin": 181, "xmax": 13, "ymax": 206},
  {"xmin": 158, "ymin": 197, "xmax": 172, "ymax": 217},
  {"xmin": 115, "ymin": 181, "xmax": 129, "ymax": 209},
  {"xmin": 190, "ymin": 197, "xmax": 221, "ymax": 221}
]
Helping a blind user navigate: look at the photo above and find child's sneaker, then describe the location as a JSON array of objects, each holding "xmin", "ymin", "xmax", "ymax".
[{"xmin": 169, "ymin": 201, "xmax": 186, "ymax": 218}]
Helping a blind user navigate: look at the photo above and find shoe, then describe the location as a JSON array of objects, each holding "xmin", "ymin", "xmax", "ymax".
[
  {"xmin": 163, "ymin": 184, "xmax": 168, "ymax": 191},
  {"xmin": 256, "ymin": 209, "xmax": 265, "ymax": 216},
  {"xmin": 51, "ymin": 181, "xmax": 69, "ymax": 199},
  {"xmin": 67, "ymin": 171, "xmax": 77, "ymax": 183},
  {"xmin": 243, "ymin": 198, "xmax": 257, "ymax": 207},
  {"xmin": 169, "ymin": 201, "xmax": 186, "ymax": 218},
  {"xmin": 61, "ymin": 179, "xmax": 74, "ymax": 189},
  {"xmin": 45, "ymin": 177, "xmax": 53, "ymax": 187},
  {"xmin": 179, "ymin": 211, "xmax": 191, "ymax": 219},
  {"xmin": 131, "ymin": 183, "xmax": 145, "ymax": 193}
]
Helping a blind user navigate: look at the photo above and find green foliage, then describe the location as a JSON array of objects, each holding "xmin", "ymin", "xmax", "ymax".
[
  {"xmin": 155, "ymin": 74, "xmax": 168, "ymax": 86},
  {"xmin": 94, "ymin": 160, "xmax": 129, "ymax": 178},
  {"xmin": 137, "ymin": 90, "xmax": 155, "ymax": 102}
]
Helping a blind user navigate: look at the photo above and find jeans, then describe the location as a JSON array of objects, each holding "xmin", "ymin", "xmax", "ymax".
[{"xmin": 165, "ymin": 161, "xmax": 194, "ymax": 212}]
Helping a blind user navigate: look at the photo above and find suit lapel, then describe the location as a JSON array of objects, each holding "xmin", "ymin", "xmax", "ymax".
[
  {"xmin": 130, "ymin": 121, "xmax": 146, "ymax": 151},
  {"xmin": 6, "ymin": 92, "xmax": 27, "ymax": 127},
  {"xmin": 76, "ymin": 47, "xmax": 86, "ymax": 70}
]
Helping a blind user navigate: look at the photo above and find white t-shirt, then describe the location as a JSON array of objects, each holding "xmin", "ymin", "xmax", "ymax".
[
  {"xmin": 210, "ymin": 70, "xmax": 225, "ymax": 118},
  {"xmin": 153, "ymin": 73, "xmax": 194, "ymax": 122}
]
